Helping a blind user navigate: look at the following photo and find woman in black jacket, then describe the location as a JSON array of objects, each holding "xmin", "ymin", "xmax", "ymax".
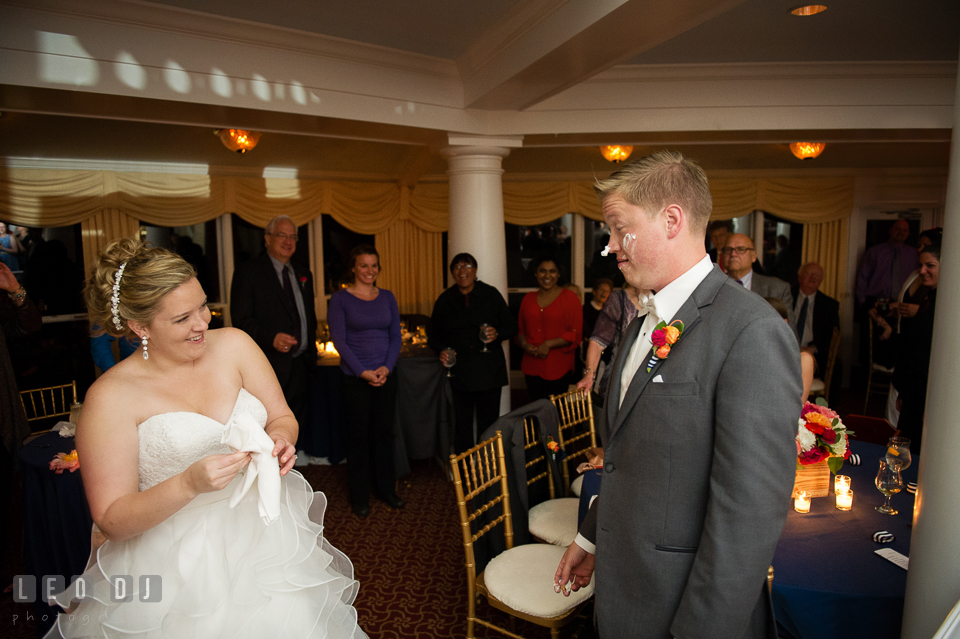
[
  {"xmin": 429, "ymin": 253, "xmax": 517, "ymax": 453},
  {"xmin": 892, "ymin": 244, "xmax": 940, "ymax": 450}
]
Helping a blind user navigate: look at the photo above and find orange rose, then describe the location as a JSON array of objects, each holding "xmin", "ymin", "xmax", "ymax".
[
  {"xmin": 662, "ymin": 325, "xmax": 681, "ymax": 345},
  {"xmin": 655, "ymin": 345, "xmax": 671, "ymax": 359},
  {"xmin": 806, "ymin": 412, "xmax": 832, "ymax": 430}
]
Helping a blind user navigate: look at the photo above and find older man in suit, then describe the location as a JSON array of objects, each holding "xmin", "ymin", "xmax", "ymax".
[
  {"xmin": 555, "ymin": 152, "xmax": 801, "ymax": 638},
  {"xmin": 791, "ymin": 262, "xmax": 840, "ymax": 376},
  {"xmin": 723, "ymin": 233, "xmax": 795, "ymax": 326},
  {"xmin": 231, "ymin": 215, "xmax": 317, "ymax": 428}
]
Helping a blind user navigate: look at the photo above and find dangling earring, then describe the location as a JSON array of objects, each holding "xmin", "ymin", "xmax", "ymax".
[{"xmin": 142, "ymin": 336, "xmax": 149, "ymax": 361}]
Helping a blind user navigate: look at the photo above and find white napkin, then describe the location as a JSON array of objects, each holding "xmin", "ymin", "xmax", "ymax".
[
  {"xmin": 220, "ymin": 412, "xmax": 281, "ymax": 524},
  {"xmin": 52, "ymin": 421, "xmax": 76, "ymax": 437}
]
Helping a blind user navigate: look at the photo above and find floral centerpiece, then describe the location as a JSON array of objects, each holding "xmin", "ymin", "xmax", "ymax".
[
  {"xmin": 793, "ymin": 400, "xmax": 853, "ymax": 497},
  {"xmin": 50, "ymin": 449, "xmax": 80, "ymax": 474}
]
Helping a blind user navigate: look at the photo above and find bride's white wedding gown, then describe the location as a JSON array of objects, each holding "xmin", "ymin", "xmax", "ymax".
[{"xmin": 46, "ymin": 388, "xmax": 368, "ymax": 638}]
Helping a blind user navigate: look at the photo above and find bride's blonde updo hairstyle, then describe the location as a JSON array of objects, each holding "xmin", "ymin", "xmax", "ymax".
[{"xmin": 86, "ymin": 238, "xmax": 196, "ymax": 337}]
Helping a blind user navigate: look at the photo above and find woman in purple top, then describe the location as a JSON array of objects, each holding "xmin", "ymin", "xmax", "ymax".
[{"xmin": 327, "ymin": 244, "xmax": 403, "ymax": 518}]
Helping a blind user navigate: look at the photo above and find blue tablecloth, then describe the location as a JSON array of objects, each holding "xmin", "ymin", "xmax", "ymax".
[
  {"xmin": 18, "ymin": 431, "xmax": 94, "ymax": 636},
  {"xmin": 307, "ymin": 354, "xmax": 454, "ymax": 476},
  {"xmin": 772, "ymin": 439, "xmax": 919, "ymax": 639}
]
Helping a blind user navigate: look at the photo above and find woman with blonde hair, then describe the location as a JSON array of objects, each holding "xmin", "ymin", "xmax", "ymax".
[{"xmin": 46, "ymin": 238, "xmax": 366, "ymax": 638}]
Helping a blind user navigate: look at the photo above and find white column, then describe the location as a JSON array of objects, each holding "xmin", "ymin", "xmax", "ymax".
[
  {"xmin": 442, "ymin": 135, "xmax": 522, "ymax": 415},
  {"xmin": 901, "ymin": 55, "xmax": 960, "ymax": 639}
]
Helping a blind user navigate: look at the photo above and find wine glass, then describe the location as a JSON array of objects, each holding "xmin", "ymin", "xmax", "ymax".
[
  {"xmin": 442, "ymin": 348, "xmax": 456, "ymax": 377},
  {"xmin": 886, "ymin": 436, "xmax": 912, "ymax": 471},
  {"xmin": 875, "ymin": 458, "xmax": 904, "ymax": 515},
  {"xmin": 479, "ymin": 323, "xmax": 493, "ymax": 353}
]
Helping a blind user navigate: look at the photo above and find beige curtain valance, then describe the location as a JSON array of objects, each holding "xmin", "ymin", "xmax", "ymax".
[{"xmin": 1, "ymin": 168, "xmax": 854, "ymax": 310}]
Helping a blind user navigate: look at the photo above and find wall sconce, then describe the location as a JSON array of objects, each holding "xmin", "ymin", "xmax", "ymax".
[
  {"xmin": 790, "ymin": 142, "xmax": 826, "ymax": 160},
  {"xmin": 600, "ymin": 145, "xmax": 634, "ymax": 163},
  {"xmin": 215, "ymin": 129, "xmax": 261, "ymax": 153}
]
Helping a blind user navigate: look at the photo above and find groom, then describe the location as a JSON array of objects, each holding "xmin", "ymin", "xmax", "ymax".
[{"xmin": 555, "ymin": 152, "xmax": 801, "ymax": 638}]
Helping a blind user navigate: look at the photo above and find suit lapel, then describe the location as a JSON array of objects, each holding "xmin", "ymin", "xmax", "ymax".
[
  {"xmin": 261, "ymin": 255, "xmax": 296, "ymax": 320},
  {"xmin": 610, "ymin": 268, "xmax": 726, "ymax": 438}
]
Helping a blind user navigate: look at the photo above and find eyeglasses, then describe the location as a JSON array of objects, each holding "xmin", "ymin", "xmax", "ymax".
[
  {"xmin": 268, "ymin": 232, "xmax": 298, "ymax": 242},
  {"xmin": 451, "ymin": 264, "xmax": 476, "ymax": 271},
  {"xmin": 720, "ymin": 246, "xmax": 754, "ymax": 255}
]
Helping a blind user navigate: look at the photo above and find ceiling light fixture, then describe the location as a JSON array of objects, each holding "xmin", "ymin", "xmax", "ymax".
[
  {"xmin": 214, "ymin": 128, "xmax": 261, "ymax": 153},
  {"xmin": 790, "ymin": 142, "xmax": 826, "ymax": 160},
  {"xmin": 600, "ymin": 145, "xmax": 634, "ymax": 163},
  {"xmin": 789, "ymin": 5, "xmax": 828, "ymax": 16}
]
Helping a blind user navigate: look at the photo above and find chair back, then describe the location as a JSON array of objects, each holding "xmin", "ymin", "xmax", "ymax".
[
  {"xmin": 844, "ymin": 414, "xmax": 899, "ymax": 445},
  {"xmin": 20, "ymin": 381, "xmax": 77, "ymax": 427},
  {"xmin": 822, "ymin": 326, "xmax": 842, "ymax": 403},
  {"xmin": 449, "ymin": 432, "xmax": 514, "ymax": 589},
  {"xmin": 550, "ymin": 389, "xmax": 597, "ymax": 491},
  {"xmin": 522, "ymin": 416, "xmax": 555, "ymax": 501}
]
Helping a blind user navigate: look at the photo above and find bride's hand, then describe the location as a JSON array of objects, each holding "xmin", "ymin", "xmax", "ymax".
[
  {"xmin": 271, "ymin": 437, "xmax": 297, "ymax": 476},
  {"xmin": 184, "ymin": 451, "xmax": 250, "ymax": 495}
]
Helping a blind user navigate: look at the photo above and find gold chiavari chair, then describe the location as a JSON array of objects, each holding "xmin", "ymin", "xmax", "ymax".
[
  {"xmin": 450, "ymin": 432, "xmax": 593, "ymax": 639},
  {"xmin": 526, "ymin": 413, "xmax": 580, "ymax": 547},
  {"xmin": 550, "ymin": 389, "xmax": 598, "ymax": 497},
  {"xmin": 20, "ymin": 380, "xmax": 77, "ymax": 435}
]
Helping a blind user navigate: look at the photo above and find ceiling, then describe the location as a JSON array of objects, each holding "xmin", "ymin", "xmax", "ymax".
[{"xmin": 0, "ymin": 0, "xmax": 956, "ymax": 180}]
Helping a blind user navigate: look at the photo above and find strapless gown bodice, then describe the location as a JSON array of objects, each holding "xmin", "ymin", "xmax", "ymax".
[
  {"xmin": 137, "ymin": 388, "xmax": 265, "ymax": 491},
  {"xmin": 47, "ymin": 388, "xmax": 367, "ymax": 639}
]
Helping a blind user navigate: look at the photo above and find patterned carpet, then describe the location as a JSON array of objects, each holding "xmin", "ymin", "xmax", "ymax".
[{"xmin": 3, "ymin": 458, "xmax": 592, "ymax": 638}]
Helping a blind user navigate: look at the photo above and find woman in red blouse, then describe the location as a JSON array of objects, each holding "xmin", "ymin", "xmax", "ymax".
[{"xmin": 516, "ymin": 256, "xmax": 583, "ymax": 401}]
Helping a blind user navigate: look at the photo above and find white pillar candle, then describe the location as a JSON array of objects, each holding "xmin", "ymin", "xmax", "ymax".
[{"xmin": 836, "ymin": 490, "xmax": 853, "ymax": 511}]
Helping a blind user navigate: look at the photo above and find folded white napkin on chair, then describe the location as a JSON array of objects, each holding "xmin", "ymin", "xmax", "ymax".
[{"xmin": 221, "ymin": 411, "xmax": 281, "ymax": 524}]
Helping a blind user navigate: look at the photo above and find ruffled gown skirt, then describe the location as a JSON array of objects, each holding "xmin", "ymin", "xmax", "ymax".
[{"xmin": 46, "ymin": 471, "xmax": 366, "ymax": 638}]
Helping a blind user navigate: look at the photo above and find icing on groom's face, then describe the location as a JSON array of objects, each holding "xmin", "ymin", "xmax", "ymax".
[{"xmin": 602, "ymin": 194, "xmax": 670, "ymax": 292}]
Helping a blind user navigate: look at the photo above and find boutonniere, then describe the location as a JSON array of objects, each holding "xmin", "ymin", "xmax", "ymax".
[
  {"xmin": 546, "ymin": 436, "xmax": 566, "ymax": 462},
  {"xmin": 298, "ymin": 275, "xmax": 307, "ymax": 289},
  {"xmin": 646, "ymin": 319, "xmax": 684, "ymax": 372}
]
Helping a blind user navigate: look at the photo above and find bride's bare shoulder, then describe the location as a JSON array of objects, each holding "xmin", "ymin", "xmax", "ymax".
[{"xmin": 207, "ymin": 327, "xmax": 259, "ymax": 355}]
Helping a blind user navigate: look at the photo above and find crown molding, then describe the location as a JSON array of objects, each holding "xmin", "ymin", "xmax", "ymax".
[
  {"xmin": 588, "ymin": 61, "xmax": 959, "ymax": 84},
  {"xmin": 5, "ymin": 0, "xmax": 459, "ymax": 81}
]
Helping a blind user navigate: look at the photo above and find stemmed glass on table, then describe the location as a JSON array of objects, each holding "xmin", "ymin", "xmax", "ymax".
[
  {"xmin": 885, "ymin": 436, "xmax": 912, "ymax": 472},
  {"xmin": 442, "ymin": 348, "xmax": 456, "ymax": 377},
  {"xmin": 875, "ymin": 458, "xmax": 904, "ymax": 515},
  {"xmin": 479, "ymin": 323, "xmax": 493, "ymax": 353}
]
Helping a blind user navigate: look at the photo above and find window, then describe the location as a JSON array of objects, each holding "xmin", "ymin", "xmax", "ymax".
[
  {"xmin": 141, "ymin": 221, "xmax": 221, "ymax": 303},
  {"xmin": 320, "ymin": 216, "xmax": 373, "ymax": 294},
  {"xmin": 759, "ymin": 212, "xmax": 803, "ymax": 286},
  {"xmin": 506, "ymin": 216, "xmax": 573, "ymax": 289}
]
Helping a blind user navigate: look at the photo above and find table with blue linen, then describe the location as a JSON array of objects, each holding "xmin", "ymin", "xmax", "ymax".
[
  {"xmin": 772, "ymin": 439, "xmax": 919, "ymax": 639},
  {"xmin": 18, "ymin": 431, "xmax": 95, "ymax": 636},
  {"xmin": 307, "ymin": 349, "xmax": 454, "ymax": 476}
]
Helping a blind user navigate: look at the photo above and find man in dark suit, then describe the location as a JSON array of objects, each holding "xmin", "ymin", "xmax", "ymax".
[
  {"xmin": 723, "ymin": 233, "xmax": 796, "ymax": 326},
  {"xmin": 230, "ymin": 215, "xmax": 317, "ymax": 429},
  {"xmin": 791, "ymin": 262, "xmax": 840, "ymax": 376},
  {"xmin": 555, "ymin": 152, "xmax": 801, "ymax": 638}
]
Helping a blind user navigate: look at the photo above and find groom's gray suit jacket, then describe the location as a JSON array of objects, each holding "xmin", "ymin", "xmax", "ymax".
[{"xmin": 580, "ymin": 266, "xmax": 801, "ymax": 639}]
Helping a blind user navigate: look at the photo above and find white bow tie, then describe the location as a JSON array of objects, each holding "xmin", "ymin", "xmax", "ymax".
[{"xmin": 637, "ymin": 290, "xmax": 658, "ymax": 318}]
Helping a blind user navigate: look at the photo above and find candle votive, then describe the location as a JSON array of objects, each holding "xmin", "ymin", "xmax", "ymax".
[
  {"xmin": 836, "ymin": 490, "xmax": 853, "ymax": 511},
  {"xmin": 835, "ymin": 475, "xmax": 851, "ymax": 494},
  {"xmin": 794, "ymin": 491, "xmax": 811, "ymax": 513}
]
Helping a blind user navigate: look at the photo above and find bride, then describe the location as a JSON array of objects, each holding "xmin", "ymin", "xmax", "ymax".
[{"xmin": 46, "ymin": 239, "xmax": 367, "ymax": 638}]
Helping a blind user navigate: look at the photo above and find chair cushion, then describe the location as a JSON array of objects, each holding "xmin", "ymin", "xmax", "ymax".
[
  {"xmin": 484, "ymin": 543, "xmax": 594, "ymax": 617},
  {"xmin": 570, "ymin": 474, "xmax": 583, "ymax": 497},
  {"xmin": 528, "ymin": 498, "xmax": 579, "ymax": 546},
  {"xmin": 809, "ymin": 378, "xmax": 825, "ymax": 393}
]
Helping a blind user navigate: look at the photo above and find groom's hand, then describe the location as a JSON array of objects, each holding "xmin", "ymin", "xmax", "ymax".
[{"xmin": 554, "ymin": 542, "xmax": 595, "ymax": 596}]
